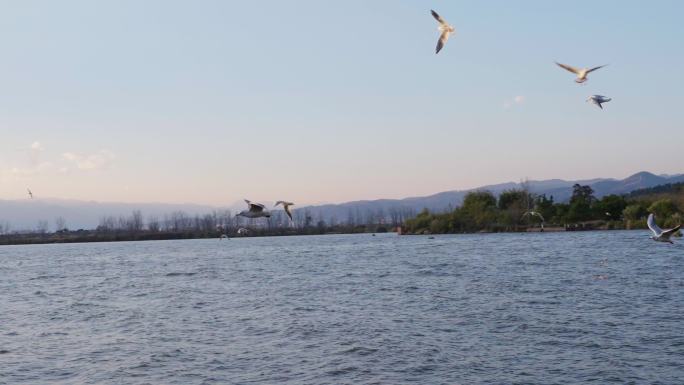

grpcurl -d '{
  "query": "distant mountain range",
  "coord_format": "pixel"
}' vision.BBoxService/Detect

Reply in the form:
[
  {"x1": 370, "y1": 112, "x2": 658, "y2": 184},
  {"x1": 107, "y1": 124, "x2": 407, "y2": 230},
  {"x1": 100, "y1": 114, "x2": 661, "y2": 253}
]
[
  {"x1": 1, "y1": 171, "x2": 682, "y2": 231},
  {"x1": 296, "y1": 171, "x2": 684, "y2": 223}
]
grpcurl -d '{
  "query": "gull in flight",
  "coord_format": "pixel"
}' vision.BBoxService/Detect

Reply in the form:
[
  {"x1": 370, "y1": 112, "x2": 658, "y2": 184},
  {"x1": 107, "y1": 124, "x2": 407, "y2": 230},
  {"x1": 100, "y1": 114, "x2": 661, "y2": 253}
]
[
  {"x1": 522, "y1": 211, "x2": 545, "y2": 222},
  {"x1": 647, "y1": 214, "x2": 680, "y2": 244},
  {"x1": 236, "y1": 200, "x2": 271, "y2": 218},
  {"x1": 587, "y1": 95, "x2": 612, "y2": 109},
  {"x1": 275, "y1": 201, "x2": 295, "y2": 221},
  {"x1": 555, "y1": 62, "x2": 607, "y2": 84},
  {"x1": 522, "y1": 211, "x2": 545, "y2": 231},
  {"x1": 27, "y1": 188, "x2": 33, "y2": 199},
  {"x1": 431, "y1": 10, "x2": 455, "y2": 54}
]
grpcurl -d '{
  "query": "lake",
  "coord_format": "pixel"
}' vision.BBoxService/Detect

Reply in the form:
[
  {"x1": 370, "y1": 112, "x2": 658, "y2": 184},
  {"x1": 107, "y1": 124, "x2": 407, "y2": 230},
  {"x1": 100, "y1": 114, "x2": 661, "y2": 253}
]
[{"x1": 1, "y1": 231, "x2": 683, "y2": 384}]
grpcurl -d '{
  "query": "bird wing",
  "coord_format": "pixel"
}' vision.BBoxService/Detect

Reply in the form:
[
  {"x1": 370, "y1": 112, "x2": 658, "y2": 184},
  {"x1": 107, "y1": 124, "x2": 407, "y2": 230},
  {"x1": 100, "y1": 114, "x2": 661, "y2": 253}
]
[
  {"x1": 436, "y1": 31, "x2": 450, "y2": 54},
  {"x1": 245, "y1": 199, "x2": 265, "y2": 212},
  {"x1": 647, "y1": 214, "x2": 663, "y2": 236},
  {"x1": 534, "y1": 212, "x2": 545, "y2": 222},
  {"x1": 587, "y1": 64, "x2": 607, "y2": 73},
  {"x1": 431, "y1": 10, "x2": 447, "y2": 25},
  {"x1": 662, "y1": 225, "x2": 681, "y2": 239},
  {"x1": 597, "y1": 102, "x2": 603, "y2": 109},
  {"x1": 274, "y1": 201, "x2": 285, "y2": 207},
  {"x1": 556, "y1": 62, "x2": 580, "y2": 75},
  {"x1": 284, "y1": 206, "x2": 293, "y2": 221}
]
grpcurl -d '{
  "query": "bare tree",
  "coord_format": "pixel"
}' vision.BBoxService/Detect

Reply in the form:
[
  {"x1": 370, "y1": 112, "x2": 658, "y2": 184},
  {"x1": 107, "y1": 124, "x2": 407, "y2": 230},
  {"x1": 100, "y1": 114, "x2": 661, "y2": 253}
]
[
  {"x1": 55, "y1": 217, "x2": 67, "y2": 232},
  {"x1": 36, "y1": 221, "x2": 49, "y2": 234},
  {"x1": 147, "y1": 216, "x2": 160, "y2": 232}
]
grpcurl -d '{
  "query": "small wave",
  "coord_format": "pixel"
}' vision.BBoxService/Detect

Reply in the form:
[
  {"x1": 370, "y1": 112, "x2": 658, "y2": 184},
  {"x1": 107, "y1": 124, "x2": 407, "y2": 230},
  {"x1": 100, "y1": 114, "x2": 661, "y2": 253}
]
[
  {"x1": 164, "y1": 272, "x2": 197, "y2": 277},
  {"x1": 326, "y1": 366, "x2": 359, "y2": 376},
  {"x1": 338, "y1": 346, "x2": 378, "y2": 356},
  {"x1": 29, "y1": 275, "x2": 64, "y2": 281}
]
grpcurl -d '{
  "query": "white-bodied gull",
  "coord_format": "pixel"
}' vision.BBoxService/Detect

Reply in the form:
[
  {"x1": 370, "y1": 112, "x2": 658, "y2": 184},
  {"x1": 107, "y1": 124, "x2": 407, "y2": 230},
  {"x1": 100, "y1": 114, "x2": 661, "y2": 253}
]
[
  {"x1": 431, "y1": 10, "x2": 455, "y2": 54},
  {"x1": 236, "y1": 200, "x2": 271, "y2": 218},
  {"x1": 647, "y1": 213, "x2": 680, "y2": 244},
  {"x1": 522, "y1": 211, "x2": 545, "y2": 231},
  {"x1": 555, "y1": 62, "x2": 607, "y2": 84}
]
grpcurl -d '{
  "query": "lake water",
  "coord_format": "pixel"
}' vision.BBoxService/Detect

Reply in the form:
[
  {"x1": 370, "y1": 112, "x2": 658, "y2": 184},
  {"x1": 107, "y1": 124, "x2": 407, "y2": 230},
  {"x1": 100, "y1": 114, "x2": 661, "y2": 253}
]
[{"x1": 1, "y1": 231, "x2": 683, "y2": 384}]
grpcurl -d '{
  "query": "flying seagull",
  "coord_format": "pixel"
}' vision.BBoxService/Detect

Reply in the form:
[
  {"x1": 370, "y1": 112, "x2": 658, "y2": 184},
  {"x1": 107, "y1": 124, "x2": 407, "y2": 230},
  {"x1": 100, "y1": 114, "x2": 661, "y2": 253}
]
[
  {"x1": 587, "y1": 95, "x2": 612, "y2": 109},
  {"x1": 27, "y1": 188, "x2": 33, "y2": 199},
  {"x1": 647, "y1": 213, "x2": 680, "y2": 244},
  {"x1": 522, "y1": 211, "x2": 545, "y2": 231},
  {"x1": 522, "y1": 211, "x2": 545, "y2": 222},
  {"x1": 555, "y1": 62, "x2": 607, "y2": 84},
  {"x1": 275, "y1": 201, "x2": 295, "y2": 221},
  {"x1": 236, "y1": 200, "x2": 271, "y2": 218},
  {"x1": 431, "y1": 10, "x2": 455, "y2": 54}
]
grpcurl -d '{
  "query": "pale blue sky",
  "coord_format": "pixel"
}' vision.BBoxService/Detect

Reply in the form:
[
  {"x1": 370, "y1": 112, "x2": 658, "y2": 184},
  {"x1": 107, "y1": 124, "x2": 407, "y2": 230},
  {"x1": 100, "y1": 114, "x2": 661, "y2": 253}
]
[{"x1": 1, "y1": 1, "x2": 682, "y2": 205}]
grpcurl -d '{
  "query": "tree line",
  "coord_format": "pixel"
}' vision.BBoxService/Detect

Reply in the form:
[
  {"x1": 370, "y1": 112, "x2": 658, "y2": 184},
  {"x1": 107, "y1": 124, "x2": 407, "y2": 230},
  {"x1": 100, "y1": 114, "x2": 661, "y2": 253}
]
[{"x1": 404, "y1": 183, "x2": 683, "y2": 234}]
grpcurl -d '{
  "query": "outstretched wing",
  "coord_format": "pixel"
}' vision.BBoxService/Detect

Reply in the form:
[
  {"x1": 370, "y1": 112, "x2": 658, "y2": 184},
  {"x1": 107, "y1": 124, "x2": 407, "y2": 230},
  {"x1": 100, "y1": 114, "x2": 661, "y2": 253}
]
[
  {"x1": 431, "y1": 9, "x2": 447, "y2": 25},
  {"x1": 662, "y1": 225, "x2": 681, "y2": 239},
  {"x1": 555, "y1": 62, "x2": 580, "y2": 75},
  {"x1": 245, "y1": 199, "x2": 265, "y2": 213},
  {"x1": 436, "y1": 31, "x2": 450, "y2": 54},
  {"x1": 587, "y1": 64, "x2": 607, "y2": 73},
  {"x1": 647, "y1": 213, "x2": 662, "y2": 236},
  {"x1": 284, "y1": 206, "x2": 293, "y2": 221}
]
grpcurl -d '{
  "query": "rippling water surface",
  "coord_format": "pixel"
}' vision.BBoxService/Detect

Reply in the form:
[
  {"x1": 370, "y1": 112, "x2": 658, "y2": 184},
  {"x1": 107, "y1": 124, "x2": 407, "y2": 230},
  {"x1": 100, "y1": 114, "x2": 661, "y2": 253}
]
[{"x1": 1, "y1": 231, "x2": 683, "y2": 384}]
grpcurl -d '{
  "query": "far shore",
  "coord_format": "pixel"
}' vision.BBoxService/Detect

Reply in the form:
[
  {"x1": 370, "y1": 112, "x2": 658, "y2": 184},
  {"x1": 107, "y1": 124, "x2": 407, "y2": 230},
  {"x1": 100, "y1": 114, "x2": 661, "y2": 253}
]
[{"x1": 0, "y1": 224, "x2": 659, "y2": 246}]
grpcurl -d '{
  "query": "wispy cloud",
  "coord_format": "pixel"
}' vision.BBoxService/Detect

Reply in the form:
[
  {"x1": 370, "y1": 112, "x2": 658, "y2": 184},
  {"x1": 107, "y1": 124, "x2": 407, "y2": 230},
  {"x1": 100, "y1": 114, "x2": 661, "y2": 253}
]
[
  {"x1": 62, "y1": 150, "x2": 115, "y2": 171},
  {"x1": 503, "y1": 95, "x2": 526, "y2": 109}
]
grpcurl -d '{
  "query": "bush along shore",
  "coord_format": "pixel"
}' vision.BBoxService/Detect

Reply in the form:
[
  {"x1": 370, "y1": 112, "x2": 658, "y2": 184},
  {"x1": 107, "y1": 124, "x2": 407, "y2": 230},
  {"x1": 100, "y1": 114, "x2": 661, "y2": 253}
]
[{"x1": 402, "y1": 183, "x2": 683, "y2": 235}]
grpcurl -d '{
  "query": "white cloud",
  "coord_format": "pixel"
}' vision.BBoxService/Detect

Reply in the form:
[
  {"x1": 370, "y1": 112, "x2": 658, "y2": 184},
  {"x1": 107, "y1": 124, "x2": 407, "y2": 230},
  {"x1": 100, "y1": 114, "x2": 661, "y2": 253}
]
[
  {"x1": 503, "y1": 95, "x2": 526, "y2": 109},
  {"x1": 30, "y1": 141, "x2": 44, "y2": 151},
  {"x1": 62, "y1": 150, "x2": 115, "y2": 171}
]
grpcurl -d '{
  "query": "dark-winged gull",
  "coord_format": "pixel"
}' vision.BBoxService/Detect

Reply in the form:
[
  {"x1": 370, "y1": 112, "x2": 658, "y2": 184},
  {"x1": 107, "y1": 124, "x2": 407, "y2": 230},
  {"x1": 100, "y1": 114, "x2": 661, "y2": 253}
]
[
  {"x1": 431, "y1": 10, "x2": 455, "y2": 54},
  {"x1": 587, "y1": 95, "x2": 612, "y2": 109},
  {"x1": 275, "y1": 201, "x2": 295, "y2": 221}
]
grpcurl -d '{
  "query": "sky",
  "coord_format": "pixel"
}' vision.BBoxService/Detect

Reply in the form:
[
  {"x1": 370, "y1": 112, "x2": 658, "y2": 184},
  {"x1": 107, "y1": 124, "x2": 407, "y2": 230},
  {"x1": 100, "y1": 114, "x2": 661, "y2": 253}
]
[{"x1": 1, "y1": 0, "x2": 683, "y2": 206}]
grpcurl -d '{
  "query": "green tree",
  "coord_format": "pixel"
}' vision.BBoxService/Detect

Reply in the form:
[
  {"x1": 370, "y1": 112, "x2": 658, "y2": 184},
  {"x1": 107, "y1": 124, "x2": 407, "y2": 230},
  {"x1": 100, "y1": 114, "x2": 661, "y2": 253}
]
[
  {"x1": 461, "y1": 191, "x2": 497, "y2": 230},
  {"x1": 534, "y1": 194, "x2": 555, "y2": 222},
  {"x1": 623, "y1": 204, "x2": 647, "y2": 221},
  {"x1": 648, "y1": 199, "x2": 677, "y2": 219},
  {"x1": 593, "y1": 194, "x2": 627, "y2": 220}
]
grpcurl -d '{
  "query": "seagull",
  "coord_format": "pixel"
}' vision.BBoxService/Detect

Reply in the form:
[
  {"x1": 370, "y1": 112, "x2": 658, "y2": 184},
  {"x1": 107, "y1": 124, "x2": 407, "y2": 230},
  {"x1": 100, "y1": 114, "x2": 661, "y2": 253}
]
[
  {"x1": 27, "y1": 188, "x2": 33, "y2": 199},
  {"x1": 237, "y1": 227, "x2": 250, "y2": 235},
  {"x1": 431, "y1": 10, "x2": 455, "y2": 54},
  {"x1": 522, "y1": 211, "x2": 545, "y2": 222},
  {"x1": 522, "y1": 211, "x2": 545, "y2": 231},
  {"x1": 275, "y1": 201, "x2": 294, "y2": 221},
  {"x1": 587, "y1": 95, "x2": 612, "y2": 109},
  {"x1": 647, "y1": 213, "x2": 680, "y2": 244},
  {"x1": 236, "y1": 200, "x2": 271, "y2": 218},
  {"x1": 555, "y1": 62, "x2": 607, "y2": 84}
]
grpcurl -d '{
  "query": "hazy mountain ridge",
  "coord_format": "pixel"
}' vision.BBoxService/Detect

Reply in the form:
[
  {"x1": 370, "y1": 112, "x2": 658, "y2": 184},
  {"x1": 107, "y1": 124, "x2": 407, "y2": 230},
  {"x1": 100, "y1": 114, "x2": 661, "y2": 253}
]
[
  {"x1": 298, "y1": 171, "x2": 684, "y2": 223},
  {"x1": 1, "y1": 171, "x2": 682, "y2": 230}
]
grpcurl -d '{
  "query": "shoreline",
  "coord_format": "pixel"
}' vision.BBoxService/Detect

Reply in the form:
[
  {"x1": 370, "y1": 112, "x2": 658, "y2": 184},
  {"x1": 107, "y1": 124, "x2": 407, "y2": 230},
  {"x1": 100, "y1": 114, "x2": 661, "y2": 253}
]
[{"x1": 0, "y1": 225, "x2": 653, "y2": 247}]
